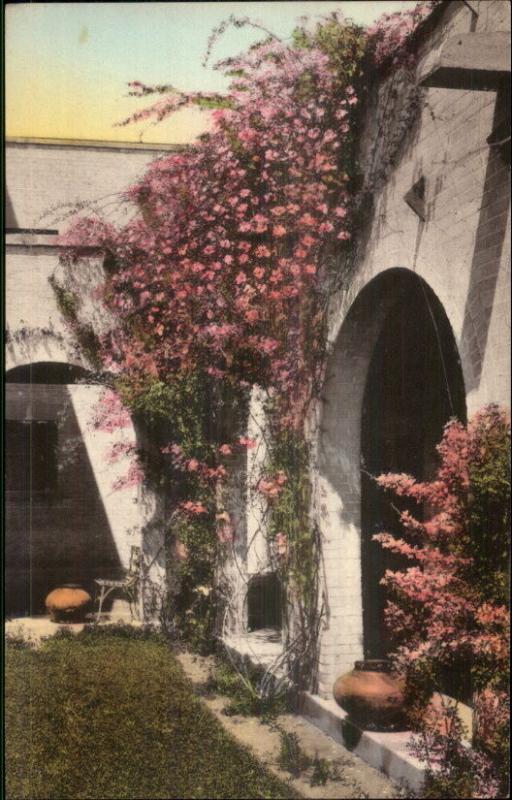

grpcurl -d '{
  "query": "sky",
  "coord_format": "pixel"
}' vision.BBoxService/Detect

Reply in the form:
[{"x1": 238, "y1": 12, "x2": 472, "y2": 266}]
[{"x1": 6, "y1": 1, "x2": 418, "y2": 144}]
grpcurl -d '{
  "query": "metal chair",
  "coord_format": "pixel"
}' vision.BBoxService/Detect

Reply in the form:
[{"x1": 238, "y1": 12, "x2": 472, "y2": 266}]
[{"x1": 94, "y1": 545, "x2": 142, "y2": 622}]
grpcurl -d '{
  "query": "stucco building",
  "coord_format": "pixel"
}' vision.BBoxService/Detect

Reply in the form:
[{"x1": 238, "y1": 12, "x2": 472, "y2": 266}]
[
  {"x1": 5, "y1": 138, "x2": 181, "y2": 619},
  {"x1": 220, "y1": 0, "x2": 510, "y2": 784},
  {"x1": 4, "y1": 0, "x2": 510, "y2": 787}
]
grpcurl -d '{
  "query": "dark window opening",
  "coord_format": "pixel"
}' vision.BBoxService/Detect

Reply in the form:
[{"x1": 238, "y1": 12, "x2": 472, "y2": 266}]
[
  {"x1": 247, "y1": 573, "x2": 282, "y2": 632},
  {"x1": 6, "y1": 420, "x2": 58, "y2": 497}
]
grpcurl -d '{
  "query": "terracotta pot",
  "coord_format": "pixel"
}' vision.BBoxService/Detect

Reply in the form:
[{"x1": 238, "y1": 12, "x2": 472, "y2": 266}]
[
  {"x1": 45, "y1": 585, "x2": 92, "y2": 623},
  {"x1": 333, "y1": 659, "x2": 407, "y2": 731}
]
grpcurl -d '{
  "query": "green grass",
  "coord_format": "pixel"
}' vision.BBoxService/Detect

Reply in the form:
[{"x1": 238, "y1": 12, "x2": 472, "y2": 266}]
[
  {"x1": 6, "y1": 627, "x2": 300, "y2": 799},
  {"x1": 202, "y1": 657, "x2": 289, "y2": 720}
]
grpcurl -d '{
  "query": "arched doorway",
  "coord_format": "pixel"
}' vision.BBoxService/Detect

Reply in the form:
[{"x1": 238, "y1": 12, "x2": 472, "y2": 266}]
[
  {"x1": 5, "y1": 362, "x2": 123, "y2": 617},
  {"x1": 359, "y1": 274, "x2": 466, "y2": 659},
  {"x1": 316, "y1": 269, "x2": 466, "y2": 696}
]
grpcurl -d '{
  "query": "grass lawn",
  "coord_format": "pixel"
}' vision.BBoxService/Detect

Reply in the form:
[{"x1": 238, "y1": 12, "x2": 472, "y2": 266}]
[{"x1": 6, "y1": 627, "x2": 299, "y2": 800}]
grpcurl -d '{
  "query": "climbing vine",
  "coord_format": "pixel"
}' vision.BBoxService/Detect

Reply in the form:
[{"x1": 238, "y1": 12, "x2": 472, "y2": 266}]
[
  {"x1": 57, "y1": 4, "x2": 438, "y2": 669},
  {"x1": 49, "y1": 274, "x2": 103, "y2": 370}
]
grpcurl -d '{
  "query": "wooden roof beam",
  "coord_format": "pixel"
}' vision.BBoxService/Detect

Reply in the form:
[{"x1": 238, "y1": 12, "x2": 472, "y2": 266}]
[{"x1": 419, "y1": 32, "x2": 511, "y2": 91}]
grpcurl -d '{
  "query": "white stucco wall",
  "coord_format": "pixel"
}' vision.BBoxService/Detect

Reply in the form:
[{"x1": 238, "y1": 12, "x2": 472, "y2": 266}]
[
  {"x1": 5, "y1": 139, "x2": 176, "y2": 621},
  {"x1": 313, "y1": 0, "x2": 511, "y2": 697},
  {"x1": 218, "y1": 2, "x2": 510, "y2": 697}
]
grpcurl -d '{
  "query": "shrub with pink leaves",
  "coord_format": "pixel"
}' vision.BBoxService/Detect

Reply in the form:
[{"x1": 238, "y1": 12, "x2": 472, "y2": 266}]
[{"x1": 374, "y1": 405, "x2": 510, "y2": 798}]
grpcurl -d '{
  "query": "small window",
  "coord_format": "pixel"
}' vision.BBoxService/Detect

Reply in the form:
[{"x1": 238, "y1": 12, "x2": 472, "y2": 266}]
[
  {"x1": 247, "y1": 573, "x2": 282, "y2": 632},
  {"x1": 6, "y1": 420, "x2": 58, "y2": 496}
]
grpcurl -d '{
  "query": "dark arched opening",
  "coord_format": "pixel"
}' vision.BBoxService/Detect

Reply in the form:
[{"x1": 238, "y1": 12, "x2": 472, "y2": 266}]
[
  {"x1": 6, "y1": 362, "x2": 91, "y2": 384},
  {"x1": 5, "y1": 363, "x2": 123, "y2": 618},
  {"x1": 360, "y1": 273, "x2": 466, "y2": 661}
]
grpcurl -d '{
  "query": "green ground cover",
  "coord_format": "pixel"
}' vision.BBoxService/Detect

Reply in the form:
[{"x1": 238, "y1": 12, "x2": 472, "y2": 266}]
[{"x1": 5, "y1": 627, "x2": 299, "y2": 799}]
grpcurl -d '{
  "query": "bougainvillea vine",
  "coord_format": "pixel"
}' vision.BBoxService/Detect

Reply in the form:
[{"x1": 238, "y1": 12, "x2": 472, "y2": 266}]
[{"x1": 57, "y1": 3, "x2": 440, "y2": 661}]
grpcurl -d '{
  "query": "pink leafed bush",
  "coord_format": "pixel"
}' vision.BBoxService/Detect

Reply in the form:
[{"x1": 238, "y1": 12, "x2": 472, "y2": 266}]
[{"x1": 374, "y1": 405, "x2": 510, "y2": 798}]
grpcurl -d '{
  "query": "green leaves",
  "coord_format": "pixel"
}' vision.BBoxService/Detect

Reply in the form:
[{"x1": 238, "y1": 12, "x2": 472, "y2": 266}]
[{"x1": 190, "y1": 94, "x2": 234, "y2": 110}]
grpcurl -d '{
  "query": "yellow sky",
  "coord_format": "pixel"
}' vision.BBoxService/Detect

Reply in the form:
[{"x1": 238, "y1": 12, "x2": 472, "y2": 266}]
[{"x1": 6, "y1": 2, "x2": 418, "y2": 144}]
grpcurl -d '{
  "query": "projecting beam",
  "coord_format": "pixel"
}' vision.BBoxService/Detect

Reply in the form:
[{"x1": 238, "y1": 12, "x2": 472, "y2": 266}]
[{"x1": 420, "y1": 32, "x2": 511, "y2": 91}]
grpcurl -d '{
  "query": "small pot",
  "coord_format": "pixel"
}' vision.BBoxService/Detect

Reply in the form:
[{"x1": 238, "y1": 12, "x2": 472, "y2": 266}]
[
  {"x1": 45, "y1": 584, "x2": 92, "y2": 623},
  {"x1": 333, "y1": 659, "x2": 407, "y2": 731}
]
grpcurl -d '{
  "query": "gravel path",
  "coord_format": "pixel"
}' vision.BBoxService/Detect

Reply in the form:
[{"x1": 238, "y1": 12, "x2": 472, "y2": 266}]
[{"x1": 177, "y1": 650, "x2": 402, "y2": 799}]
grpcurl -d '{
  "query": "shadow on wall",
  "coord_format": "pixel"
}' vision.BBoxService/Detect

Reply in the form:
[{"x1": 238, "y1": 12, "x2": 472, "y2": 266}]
[
  {"x1": 6, "y1": 190, "x2": 18, "y2": 230},
  {"x1": 460, "y1": 83, "x2": 511, "y2": 392},
  {"x1": 5, "y1": 365, "x2": 124, "y2": 617}
]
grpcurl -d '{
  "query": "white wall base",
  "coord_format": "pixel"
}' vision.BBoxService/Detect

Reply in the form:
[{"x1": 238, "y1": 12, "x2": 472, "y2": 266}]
[{"x1": 300, "y1": 691, "x2": 426, "y2": 794}]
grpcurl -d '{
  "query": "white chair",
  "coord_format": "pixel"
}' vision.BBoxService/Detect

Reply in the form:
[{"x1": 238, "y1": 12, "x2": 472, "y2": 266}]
[{"x1": 94, "y1": 545, "x2": 142, "y2": 622}]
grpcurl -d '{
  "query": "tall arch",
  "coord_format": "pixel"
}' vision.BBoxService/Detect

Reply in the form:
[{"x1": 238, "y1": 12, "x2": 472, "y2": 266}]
[
  {"x1": 4, "y1": 361, "x2": 163, "y2": 619},
  {"x1": 316, "y1": 269, "x2": 466, "y2": 693}
]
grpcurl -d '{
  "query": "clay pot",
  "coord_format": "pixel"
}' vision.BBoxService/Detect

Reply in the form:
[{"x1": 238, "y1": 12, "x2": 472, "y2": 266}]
[
  {"x1": 45, "y1": 585, "x2": 92, "y2": 623},
  {"x1": 333, "y1": 659, "x2": 407, "y2": 731}
]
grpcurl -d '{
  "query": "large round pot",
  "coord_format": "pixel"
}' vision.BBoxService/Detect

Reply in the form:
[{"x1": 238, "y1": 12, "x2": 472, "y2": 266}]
[
  {"x1": 45, "y1": 585, "x2": 92, "y2": 623},
  {"x1": 333, "y1": 659, "x2": 407, "y2": 731}
]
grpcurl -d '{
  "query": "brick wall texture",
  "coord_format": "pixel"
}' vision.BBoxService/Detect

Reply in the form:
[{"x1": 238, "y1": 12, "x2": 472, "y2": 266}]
[{"x1": 314, "y1": 0, "x2": 511, "y2": 697}]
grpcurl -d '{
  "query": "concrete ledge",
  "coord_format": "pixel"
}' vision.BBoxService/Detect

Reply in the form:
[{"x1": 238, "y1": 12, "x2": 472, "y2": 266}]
[
  {"x1": 300, "y1": 691, "x2": 426, "y2": 794},
  {"x1": 221, "y1": 632, "x2": 290, "y2": 688},
  {"x1": 6, "y1": 137, "x2": 186, "y2": 153},
  {"x1": 220, "y1": 634, "x2": 426, "y2": 792},
  {"x1": 223, "y1": 630, "x2": 284, "y2": 666}
]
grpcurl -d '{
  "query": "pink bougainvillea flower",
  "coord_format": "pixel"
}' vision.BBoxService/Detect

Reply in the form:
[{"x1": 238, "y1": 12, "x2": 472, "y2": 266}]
[
  {"x1": 92, "y1": 390, "x2": 132, "y2": 432},
  {"x1": 111, "y1": 463, "x2": 144, "y2": 492},
  {"x1": 299, "y1": 213, "x2": 316, "y2": 227},
  {"x1": 238, "y1": 436, "x2": 257, "y2": 449},
  {"x1": 180, "y1": 500, "x2": 208, "y2": 515},
  {"x1": 175, "y1": 539, "x2": 189, "y2": 560},
  {"x1": 275, "y1": 532, "x2": 289, "y2": 558},
  {"x1": 217, "y1": 525, "x2": 234, "y2": 544}
]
